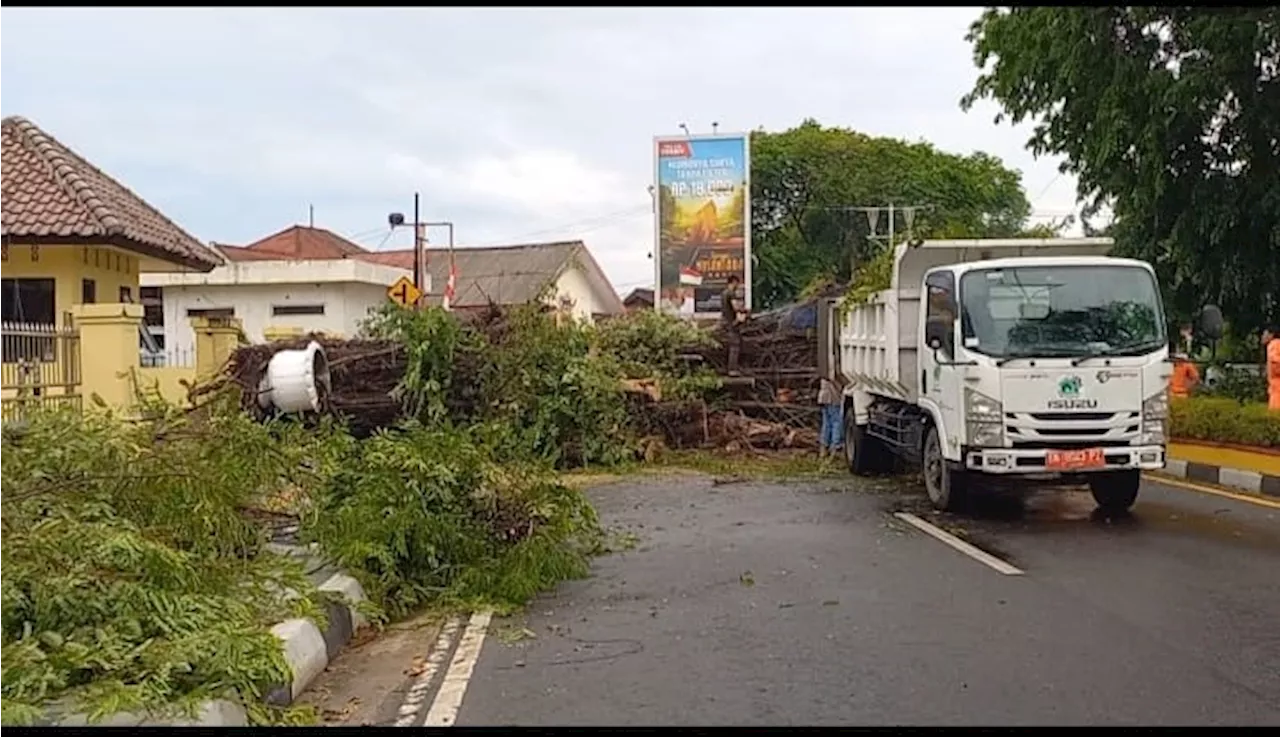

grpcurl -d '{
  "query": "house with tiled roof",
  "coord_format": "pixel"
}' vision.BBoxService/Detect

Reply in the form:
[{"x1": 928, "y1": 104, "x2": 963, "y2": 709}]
[
  {"x1": 1, "y1": 115, "x2": 224, "y2": 415},
  {"x1": 142, "y1": 228, "x2": 626, "y2": 356},
  {"x1": 357, "y1": 240, "x2": 625, "y2": 320},
  {"x1": 141, "y1": 224, "x2": 415, "y2": 356},
  {"x1": 1, "y1": 115, "x2": 221, "y2": 319}
]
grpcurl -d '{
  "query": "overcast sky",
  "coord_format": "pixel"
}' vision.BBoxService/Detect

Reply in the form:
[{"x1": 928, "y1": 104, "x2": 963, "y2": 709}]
[{"x1": 1, "y1": 7, "x2": 1081, "y2": 295}]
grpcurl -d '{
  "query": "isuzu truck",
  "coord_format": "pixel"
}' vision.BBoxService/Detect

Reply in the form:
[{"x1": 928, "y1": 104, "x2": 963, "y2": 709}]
[{"x1": 832, "y1": 237, "x2": 1187, "y2": 513}]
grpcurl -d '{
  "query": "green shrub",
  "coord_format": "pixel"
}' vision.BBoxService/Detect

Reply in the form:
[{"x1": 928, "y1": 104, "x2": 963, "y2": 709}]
[
  {"x1": 1, "y1": 403, "x2": 331, "y2": 725},
  {"x1": 1169, "y1": 396, "x2": 1280, "y2": 448},
  {"x1": 591, "y1": 309, "x2": 722, "y2": 401},
  {"x1": 300, "y1": 420, "x2": 600, "y2": 619}
]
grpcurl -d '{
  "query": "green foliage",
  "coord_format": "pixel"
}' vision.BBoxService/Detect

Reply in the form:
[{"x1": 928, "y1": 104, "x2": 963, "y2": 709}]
[
  {"x1": 1170, "y1": 396, "x2": 1280, "y2": 448},
  {"x1": 477, "y1": 306, "x2": 632, "y2": 468},
  {"x1": 591, "y1": 309, "x2": 723, "y2": 401},
  {"x1": 749, "y1": 120, "x2": 1034, "y2": 309},
  {"x1": 1198, "y1": 364, "x2": 1268, "y2": 404},
  {"x1": 362, "y1": 303, "x2": 479, "y2": 425},
  {"x1": 838, "y1": 244, "x2": 896, "y2": 313},
  {"x1": 962, "y1": 7, "x2": 1280, "y2": 335},
  {"x1": 1, "y1": 405, "x2": 332, "y2": 725},
  {"x1": 301, "y1": 421, "x2": 600, "y2": 619}
]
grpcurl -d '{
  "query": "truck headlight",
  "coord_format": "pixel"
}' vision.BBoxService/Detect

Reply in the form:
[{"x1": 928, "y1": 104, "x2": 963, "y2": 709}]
[
  {"x1": 1141, "y1": 390, "x2": 1168, "y2": 444},
  {"x1": 965, "y1": 389, "x2": 1003, "y2": 422},
  {"x1": 965, "y1": 389, "x2": 1004, "y2": 447}
]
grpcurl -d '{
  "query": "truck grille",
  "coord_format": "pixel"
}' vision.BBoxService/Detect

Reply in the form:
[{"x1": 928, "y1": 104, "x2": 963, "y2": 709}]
[{"x1": 1004, "y1": 411, "x2": 1140, "y2": 448}]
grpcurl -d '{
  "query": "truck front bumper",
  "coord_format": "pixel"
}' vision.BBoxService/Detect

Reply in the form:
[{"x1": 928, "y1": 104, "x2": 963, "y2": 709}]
[{"x1": 963, "y1": 445, "x2": 1166, "y2": 475}]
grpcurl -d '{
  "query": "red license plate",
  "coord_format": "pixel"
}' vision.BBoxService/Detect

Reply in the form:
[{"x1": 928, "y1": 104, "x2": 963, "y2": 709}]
[{"x1": 1045, "y1": 447, "x2": 1106, "y2": 470}]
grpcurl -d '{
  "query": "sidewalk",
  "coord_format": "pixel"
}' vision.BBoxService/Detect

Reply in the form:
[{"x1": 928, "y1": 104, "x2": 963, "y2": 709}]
[{"x1": 1159, "y1": 440, "x2": 1280, "y2": 498}]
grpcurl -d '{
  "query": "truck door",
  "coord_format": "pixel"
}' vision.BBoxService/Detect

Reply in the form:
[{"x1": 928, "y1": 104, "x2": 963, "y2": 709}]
[{"x1": 920, "y1": 270, "x2": 963, "y2": 463}]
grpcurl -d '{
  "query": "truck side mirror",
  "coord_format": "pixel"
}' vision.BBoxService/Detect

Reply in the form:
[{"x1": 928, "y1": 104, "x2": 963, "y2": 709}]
[
  {"x1": 1196, "y1": 305, "x2": 1224, "y2": 342},
  {"x1": 925, "y1": 316, "x2": 952, "y2": 353}
]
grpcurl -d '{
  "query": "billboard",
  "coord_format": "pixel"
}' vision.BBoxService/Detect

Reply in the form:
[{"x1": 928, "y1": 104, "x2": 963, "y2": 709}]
[{"x1": 653, "y1": 134, "x2": 751, "y2": 318}]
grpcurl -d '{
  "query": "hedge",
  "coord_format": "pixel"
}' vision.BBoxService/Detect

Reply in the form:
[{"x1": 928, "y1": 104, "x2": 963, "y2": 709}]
[{"x1": 1169, "y1": 396, "x2": 1280, "y2": 449}]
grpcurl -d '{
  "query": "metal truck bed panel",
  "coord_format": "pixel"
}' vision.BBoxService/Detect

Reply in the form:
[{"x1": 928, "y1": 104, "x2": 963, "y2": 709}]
[{"x1": 839, "y1": 287, "x2": 918, "y2": 402}]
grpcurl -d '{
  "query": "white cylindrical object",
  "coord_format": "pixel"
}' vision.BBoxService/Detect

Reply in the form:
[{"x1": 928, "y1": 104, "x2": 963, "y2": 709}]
[{"x1": 257, "y1": 341, "x2": 330, "y2": 413}]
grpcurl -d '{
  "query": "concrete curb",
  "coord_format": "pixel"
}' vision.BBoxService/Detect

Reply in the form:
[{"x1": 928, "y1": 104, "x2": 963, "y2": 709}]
[
  {"x1": 1158, "y1": 457, "x2": 1280, "y2": 498},
  {"x1": 48, "y1": 550, "x2": 370, "y2": 727}
]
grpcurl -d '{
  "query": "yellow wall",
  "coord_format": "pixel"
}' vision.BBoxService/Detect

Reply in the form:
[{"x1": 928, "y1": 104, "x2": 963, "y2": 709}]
[
  {"x1": 2, "y1": 244, "x2": 142, "y2": 320},
  {"x1": 135, "y1": 366, "x2": 198, "y2": 406}
]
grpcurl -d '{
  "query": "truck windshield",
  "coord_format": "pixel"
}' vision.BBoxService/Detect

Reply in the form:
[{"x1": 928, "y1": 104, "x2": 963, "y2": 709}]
[{"x1": 958, "y1": 265, "x2": 1165, "y2": 359}]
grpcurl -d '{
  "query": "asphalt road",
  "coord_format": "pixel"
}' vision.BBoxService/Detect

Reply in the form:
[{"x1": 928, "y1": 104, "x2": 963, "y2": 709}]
[{"x1": 310, "y1": 469, "x2": 1280, "y2": 727}]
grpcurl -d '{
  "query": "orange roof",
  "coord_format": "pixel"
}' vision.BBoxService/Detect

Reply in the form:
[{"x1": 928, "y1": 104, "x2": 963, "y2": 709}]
[
  {"x1": 1, "y1": 115, "x2": 222, "y2": 271},
  {"x1": 237, "y1": 224, "x2": 367, "y2": 260}
]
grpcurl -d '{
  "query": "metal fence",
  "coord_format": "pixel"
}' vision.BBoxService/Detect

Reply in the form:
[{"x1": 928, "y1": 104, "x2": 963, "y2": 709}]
[
  {"x1": 1, "y1": 315, "x2": 82, "y2": 421},
  {"x1": 140, "y1": 347, "x2": 196, "y2": 368}
]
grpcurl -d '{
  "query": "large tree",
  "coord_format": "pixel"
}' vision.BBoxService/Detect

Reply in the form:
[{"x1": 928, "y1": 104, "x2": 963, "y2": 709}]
[
  {"x1": 749, "y1": 120, "x2": 1037, "y2": 309},
  {"x1": 961, "y1": 7, "x2": 1280, "y2": 335}
]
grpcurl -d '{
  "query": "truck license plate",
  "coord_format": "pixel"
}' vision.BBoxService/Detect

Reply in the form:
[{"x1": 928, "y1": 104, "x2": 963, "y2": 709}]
[{"x1": 1045, "y1": 448, "x2": 1106, "y2": 470}]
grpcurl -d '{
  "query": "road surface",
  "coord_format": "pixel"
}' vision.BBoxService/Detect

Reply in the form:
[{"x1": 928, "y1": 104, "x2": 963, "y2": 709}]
[{"x1": 305, "y1": 470, "x2": 1280, "y2": 727}]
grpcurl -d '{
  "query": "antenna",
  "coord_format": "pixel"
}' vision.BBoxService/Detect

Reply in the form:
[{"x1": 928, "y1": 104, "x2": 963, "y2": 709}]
[{"x1": 678, "y1": 123, "x2": 690, "y2": 136}]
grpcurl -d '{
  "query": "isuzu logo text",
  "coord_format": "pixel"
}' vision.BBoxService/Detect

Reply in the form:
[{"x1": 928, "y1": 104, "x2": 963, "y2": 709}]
[{"x1": 1047, "y1": 398, "x2": 1100, "y2": 410}]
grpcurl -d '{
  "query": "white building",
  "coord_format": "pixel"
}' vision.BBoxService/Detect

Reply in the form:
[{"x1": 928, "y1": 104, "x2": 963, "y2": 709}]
[{"x1": 140, "y1": 225, "x2": 624, "y2": 359}]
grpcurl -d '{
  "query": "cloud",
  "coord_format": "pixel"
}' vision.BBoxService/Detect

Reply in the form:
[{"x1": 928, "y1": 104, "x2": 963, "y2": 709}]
[{"x1": 0, "y1": 7, "x2": 1082, "y2": 291}]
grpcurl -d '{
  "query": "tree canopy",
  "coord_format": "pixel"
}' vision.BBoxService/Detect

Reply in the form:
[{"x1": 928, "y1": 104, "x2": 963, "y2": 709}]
[
  {"x1": 749, "y1": 120, "x2": 1041, "y2": 309},
  {"x1": 962, "y1": 7, "x2": 1280, "y2": 335}
]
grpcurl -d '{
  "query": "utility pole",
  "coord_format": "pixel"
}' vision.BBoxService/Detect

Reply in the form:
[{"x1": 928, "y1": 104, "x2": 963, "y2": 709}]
[
  {"x1": 412, "y1": 193, "x2": 423, "y2": 310},
  {"x1": 823, "y1": 203, "x2": 932, "y2": 274}
]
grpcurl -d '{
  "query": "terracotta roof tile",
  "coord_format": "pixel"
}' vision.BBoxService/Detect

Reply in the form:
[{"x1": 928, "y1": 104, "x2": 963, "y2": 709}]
[
  {"x1": 1, "y1": 116, "x2": 222, "y2": 271},
  {"x1": 356, "y1": 240, "x2": 623, "y2": 313},
  {"x1": 241, "y1": 225, "x2": 367, "y2": 260}
]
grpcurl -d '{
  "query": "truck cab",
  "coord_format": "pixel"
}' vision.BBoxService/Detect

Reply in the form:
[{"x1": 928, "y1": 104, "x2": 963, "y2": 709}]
[{"x1": 835, "y1": 238, "x2": 1175, "y2": 513}]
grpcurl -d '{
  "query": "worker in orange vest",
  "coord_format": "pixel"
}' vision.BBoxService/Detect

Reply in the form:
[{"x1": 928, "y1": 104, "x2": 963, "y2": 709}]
[
  {"x1": 1169, "y1": 352, "x2": 1200, "y2": 400},
  {"x1": 1264, "y1": 324, "x2": 1280, "y2": 411}
]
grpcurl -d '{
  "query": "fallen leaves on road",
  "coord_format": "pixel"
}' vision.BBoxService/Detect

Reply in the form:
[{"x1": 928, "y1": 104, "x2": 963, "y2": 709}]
[
  {"x1": 321, "y1": 697, "x2": 361, "y2": 723},
  {"x1": 739, "y1": 571, "x2": 756, "y2": 587}
]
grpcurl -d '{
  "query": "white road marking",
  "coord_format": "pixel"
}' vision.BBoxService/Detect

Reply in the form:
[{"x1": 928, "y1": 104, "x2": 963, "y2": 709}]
[
  {"x1": 894, "y1": 512, "x2": 1025, "y2": 576},
  {"x1": 421, "y1": 610, "x2": 493, "y2": 727},
  {"x1": 392, "y1": 617, "x2": 463, "y2": 727}
]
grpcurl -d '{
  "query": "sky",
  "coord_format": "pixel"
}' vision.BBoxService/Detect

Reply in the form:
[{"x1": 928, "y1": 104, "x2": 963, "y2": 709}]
[{"x1": 1, "y1": 7, "x2": 1082, "y2": 297}]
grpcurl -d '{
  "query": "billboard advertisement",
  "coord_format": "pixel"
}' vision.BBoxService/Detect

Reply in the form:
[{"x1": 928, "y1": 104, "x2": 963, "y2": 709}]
[{"x1": 653, "y1": 134, "x2": 751, "y2": 318}]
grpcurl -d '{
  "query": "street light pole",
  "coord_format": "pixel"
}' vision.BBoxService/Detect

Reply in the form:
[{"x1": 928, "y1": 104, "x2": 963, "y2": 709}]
[{"x1": 412, "y1": 193, "x2": 423, "y2": 309}]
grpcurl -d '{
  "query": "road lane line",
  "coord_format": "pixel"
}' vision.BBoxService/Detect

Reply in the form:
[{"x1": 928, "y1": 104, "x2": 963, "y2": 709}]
[
  {"x1": 894, "y1": 512, "x2": 1025, "y2": 576},
  {"x1": 422, "y1": 610, "x2": 492, "y2": 727},
  {"x1": 1144, "y1": 474, "x2": 1280, "y2": 510},
  {"x1": 393, "y1": 616, "x2": 463, "y2": 727}
]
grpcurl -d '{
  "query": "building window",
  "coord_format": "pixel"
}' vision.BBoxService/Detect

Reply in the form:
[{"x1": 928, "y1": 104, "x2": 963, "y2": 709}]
[
  {"x1": 141, "y1": 287, "x2": 164, "y2": 329},
  {"x1": 2, "y1": 278, "x2": 56, "y2": 325},
  {"x1": 119, "y1": 286, "x2": 133, "y2": 303},
  {"x1": 82, "y1": 279, "x2": 97, "y2": 304},
  {"x1": 2, "y1": 278, "x2": 57, "y2": 362},
  {"x1": 272, "y1": 304, "x2": 325, "y2": 316},
  {"x1": 187, "y1": 307, "x2": 235, "y2": 319}
]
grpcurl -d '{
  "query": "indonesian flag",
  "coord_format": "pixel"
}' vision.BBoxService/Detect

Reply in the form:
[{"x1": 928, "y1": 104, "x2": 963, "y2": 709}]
[
  {"x1": 679, "y1": 265, "x2": 703, "y2": 286},
  {"x1": 443, "y1": 261, "x2": 458, "y2": 310}
]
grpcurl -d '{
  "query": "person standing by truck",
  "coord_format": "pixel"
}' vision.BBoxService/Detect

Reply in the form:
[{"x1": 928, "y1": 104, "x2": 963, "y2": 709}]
[
  {"x1": 721, "y1": 275, "x2": 747, "y2": 375},
  {"x1": 817, "y1": 374, "x2": 844, "y2": 459},
  {"x1": 1264, "y1": 324, "x2": 1280, "y2": 411},
  {"x1": 1169, "y1": 352, "x2": 1200, "y2": 400}
]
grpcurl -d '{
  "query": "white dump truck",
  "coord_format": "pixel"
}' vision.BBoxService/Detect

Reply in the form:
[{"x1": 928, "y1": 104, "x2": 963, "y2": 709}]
[{"x1": 831, "y1": 237, "x2": 1185, "y2": 513}]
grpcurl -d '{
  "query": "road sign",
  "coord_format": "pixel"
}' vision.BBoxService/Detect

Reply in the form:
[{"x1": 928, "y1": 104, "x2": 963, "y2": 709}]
[{"x1": 387, "y1": 275, "x2": 422, "y2": 307}]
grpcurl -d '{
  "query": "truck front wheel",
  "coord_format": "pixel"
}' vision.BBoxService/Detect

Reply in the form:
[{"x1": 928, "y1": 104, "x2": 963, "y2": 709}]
[
  {"x1": 1089, "y1": 470, "x2": 1140, "y2": 513},
  {"x1": 922, "y1": 425, "x2": 967, "y2": 512}
]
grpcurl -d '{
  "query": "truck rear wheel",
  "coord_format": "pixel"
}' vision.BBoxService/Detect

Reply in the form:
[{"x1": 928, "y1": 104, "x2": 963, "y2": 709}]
[
  {"x1": 843, "y1": 411, "x2": 887, "y2": 475},
  {"x1": 922, "y1": 425, "x2": 967, "y2": 512},
  {"x1": 1089, "y1": 470, "x2": 1140, "y2": 513}
]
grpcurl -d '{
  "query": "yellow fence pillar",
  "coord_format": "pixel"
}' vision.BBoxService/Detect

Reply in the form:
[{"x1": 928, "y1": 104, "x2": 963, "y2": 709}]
[
  {"x1": 72, "y1": 303, "x2": 143, "y2": 412},
  {"x1": 192, "y1": 316, "x2": 245, "y2": 383}
]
